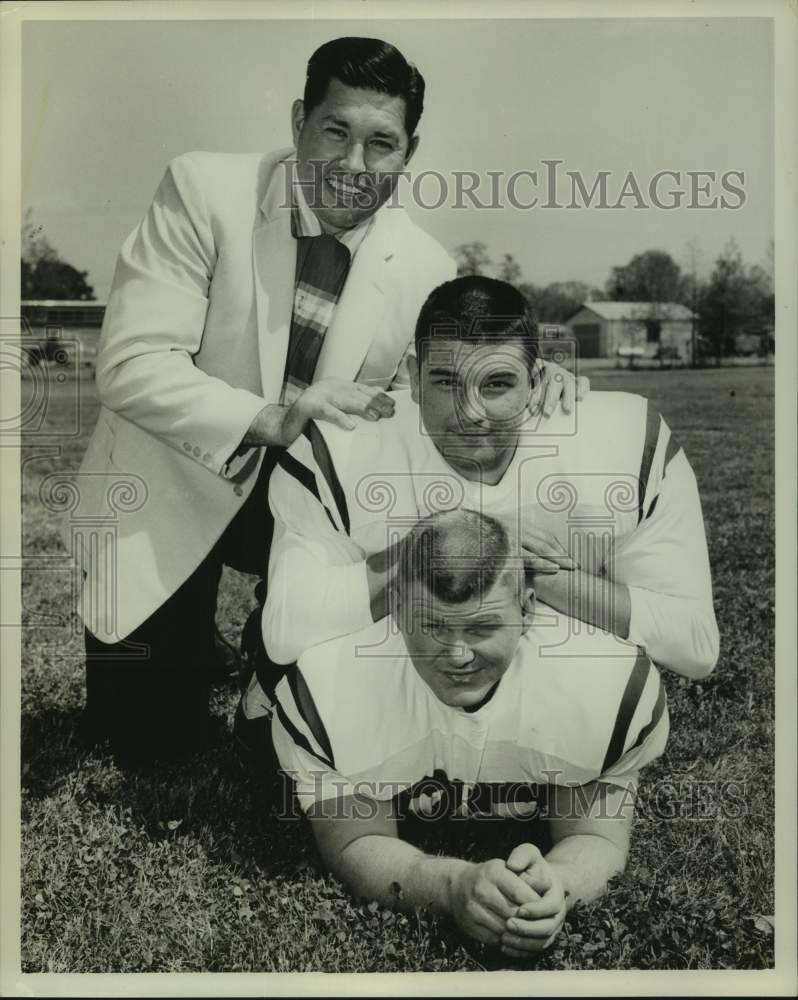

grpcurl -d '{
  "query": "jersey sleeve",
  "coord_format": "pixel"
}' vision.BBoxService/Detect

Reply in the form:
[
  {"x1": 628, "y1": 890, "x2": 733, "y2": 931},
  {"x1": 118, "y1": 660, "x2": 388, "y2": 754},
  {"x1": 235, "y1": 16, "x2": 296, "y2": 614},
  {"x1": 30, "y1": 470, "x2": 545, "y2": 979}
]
[
  {"x1": 597, "y1": 650, "x2": 669, "y2": 794},
  {"x1": 271, "y1": 667, "x2": 361, "y2": 815},
  {"x1": 610, "y1": 411, "x2": 720, "y2": 679},
  {"x1": 263, "y1": 426, "x2": 373, "y2": 664}
]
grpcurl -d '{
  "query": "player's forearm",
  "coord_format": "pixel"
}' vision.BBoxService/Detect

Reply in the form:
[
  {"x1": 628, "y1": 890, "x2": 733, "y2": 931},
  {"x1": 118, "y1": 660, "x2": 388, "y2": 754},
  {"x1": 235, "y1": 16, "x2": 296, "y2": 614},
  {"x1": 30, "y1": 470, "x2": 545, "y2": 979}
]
[
  {"x1": 533, "y1": 569, "x2": 631, "y2": 639},
  {"x1": 264, "y1": 555, "x2": 372, "y2": 664},
  {"x1": 613, "y1": 451, "x2": 719, "y2": 677},
  {"x1": 334, "y1": 834, "x2": 469, "y2": 915},
  {"x1": 545, "y1": 833, "x2": 628, "y2": 908}
]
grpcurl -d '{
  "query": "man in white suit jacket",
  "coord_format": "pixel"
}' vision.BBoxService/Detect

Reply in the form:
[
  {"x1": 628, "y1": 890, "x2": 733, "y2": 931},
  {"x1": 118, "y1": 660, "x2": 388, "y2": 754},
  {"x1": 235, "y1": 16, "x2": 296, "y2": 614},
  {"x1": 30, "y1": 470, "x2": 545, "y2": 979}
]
[{"x1": 71, "y1": 37, "x2": 582, "y2": 762}]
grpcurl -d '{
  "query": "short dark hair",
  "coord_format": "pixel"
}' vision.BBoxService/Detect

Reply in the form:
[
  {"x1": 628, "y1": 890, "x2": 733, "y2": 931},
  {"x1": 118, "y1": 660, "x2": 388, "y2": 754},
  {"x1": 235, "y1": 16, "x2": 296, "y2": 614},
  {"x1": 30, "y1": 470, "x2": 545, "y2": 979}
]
[
  {"x1": 414, "y1": 275, "x2": 539, "y2": 369},
  {"x1": 396, "y1": 508, "x2": 516, "y2": 605},
  {"x1": 304, "y1": 37, "x2": 425, "y2": 139}
]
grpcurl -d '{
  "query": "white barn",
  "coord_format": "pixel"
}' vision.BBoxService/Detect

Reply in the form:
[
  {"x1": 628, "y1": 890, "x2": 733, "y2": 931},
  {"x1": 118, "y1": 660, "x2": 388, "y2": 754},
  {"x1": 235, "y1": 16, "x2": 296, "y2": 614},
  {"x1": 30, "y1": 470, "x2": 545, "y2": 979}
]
[{"x1": 566, "y1": 301, "x2": 696, "y2": 362}]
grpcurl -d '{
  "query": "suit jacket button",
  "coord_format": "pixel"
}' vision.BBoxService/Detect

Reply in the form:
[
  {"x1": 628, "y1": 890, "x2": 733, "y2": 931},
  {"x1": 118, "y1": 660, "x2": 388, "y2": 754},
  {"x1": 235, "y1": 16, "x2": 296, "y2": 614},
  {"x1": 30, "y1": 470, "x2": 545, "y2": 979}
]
[
  {"x1": 203, "y1": 452, "x2": 212, "y2": 463},
  {"x1": 234, "y1": 485, "x2": 243, "y2": 496},
  {"x1": 193, "y1": 446, "x2": 201, "y2": 457},
  {"x1": 183, "y1": 442, "x2": 192, "y2": 451}
]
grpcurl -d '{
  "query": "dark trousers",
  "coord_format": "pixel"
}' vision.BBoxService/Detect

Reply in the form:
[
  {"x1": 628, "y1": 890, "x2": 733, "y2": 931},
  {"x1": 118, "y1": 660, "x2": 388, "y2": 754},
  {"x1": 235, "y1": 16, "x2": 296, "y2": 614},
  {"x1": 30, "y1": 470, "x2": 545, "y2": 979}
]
[{"x1": 84, "y1": 449, "x2": 279, "y2": 762}]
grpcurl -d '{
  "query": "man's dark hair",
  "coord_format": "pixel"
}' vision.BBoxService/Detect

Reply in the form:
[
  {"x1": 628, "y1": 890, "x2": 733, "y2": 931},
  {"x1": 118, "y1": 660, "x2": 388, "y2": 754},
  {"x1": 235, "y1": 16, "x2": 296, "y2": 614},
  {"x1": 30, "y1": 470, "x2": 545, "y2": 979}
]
[
  {"x1": 304, "y1": 37, "x2": 425, "y2": 139},
  {"x1": 396, "y1": 508, "x2": 517, "y2": 605},
  {"x1": 414, "y1": 275, "x2": 539, "y2": 370}
]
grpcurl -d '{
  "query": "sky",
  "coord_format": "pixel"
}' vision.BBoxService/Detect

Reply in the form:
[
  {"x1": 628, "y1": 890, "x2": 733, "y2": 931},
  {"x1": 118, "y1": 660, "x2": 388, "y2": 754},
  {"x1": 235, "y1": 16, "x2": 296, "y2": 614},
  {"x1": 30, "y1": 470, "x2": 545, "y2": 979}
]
[{"x1": 21, "y1": 16, "x2": 773, "y2": 302}]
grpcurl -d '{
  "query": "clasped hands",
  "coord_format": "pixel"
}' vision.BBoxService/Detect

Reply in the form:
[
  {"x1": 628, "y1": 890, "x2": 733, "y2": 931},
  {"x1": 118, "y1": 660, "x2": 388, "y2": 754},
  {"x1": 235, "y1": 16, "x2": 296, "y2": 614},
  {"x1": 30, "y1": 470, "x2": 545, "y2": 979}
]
[{"x1": 451, "y1": 843, "x2": 569, "y2": 957}]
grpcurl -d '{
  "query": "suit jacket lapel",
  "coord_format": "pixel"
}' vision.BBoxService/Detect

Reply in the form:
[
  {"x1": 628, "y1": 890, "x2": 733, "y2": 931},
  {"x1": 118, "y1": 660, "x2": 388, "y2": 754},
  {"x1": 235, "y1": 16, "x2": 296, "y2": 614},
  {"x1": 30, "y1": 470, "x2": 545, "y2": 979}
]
[
  {"x1": 253, "y1": 154, "x2": 402, "y2": 392},
  {"x1": 314, "y1": 208, "x2": 394, "y2": 382},
  {"x1": 252, "y1": 152, "x2": 296, "y2": 404}
]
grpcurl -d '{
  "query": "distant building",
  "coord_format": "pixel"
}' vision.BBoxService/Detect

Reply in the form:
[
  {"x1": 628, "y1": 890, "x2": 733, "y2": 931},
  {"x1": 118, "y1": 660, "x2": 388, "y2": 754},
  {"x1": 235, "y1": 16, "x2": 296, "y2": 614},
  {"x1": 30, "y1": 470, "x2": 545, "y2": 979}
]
[
  {"x1": 734, "y1": 329, "x2": 774, "y2": 357},
  {"x1": 21, "y1": 300, "x2": 105, "y2": 328},
  {"x1": 566, "y1": 301, "x2": 696, "y2": 362},
  {"x1": 21, "y1": 300, "x2": 106, "y2": 366}
]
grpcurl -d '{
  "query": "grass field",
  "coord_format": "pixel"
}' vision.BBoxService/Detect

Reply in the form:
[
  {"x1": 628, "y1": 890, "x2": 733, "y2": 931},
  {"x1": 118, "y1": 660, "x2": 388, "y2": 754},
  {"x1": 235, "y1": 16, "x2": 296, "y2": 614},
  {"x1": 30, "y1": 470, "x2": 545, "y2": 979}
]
[{"x1": 19, "y1": 367, "x2": 775, "y2": 972}]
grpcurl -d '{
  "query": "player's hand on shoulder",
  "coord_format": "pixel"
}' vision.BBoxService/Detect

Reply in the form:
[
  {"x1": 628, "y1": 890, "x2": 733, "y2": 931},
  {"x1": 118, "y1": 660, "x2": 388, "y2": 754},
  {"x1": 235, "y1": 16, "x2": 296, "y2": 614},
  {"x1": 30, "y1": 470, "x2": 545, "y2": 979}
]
[
  {"x1": 450, "y1": 857, "x2": 540, "y2": 946},
  {"x1": 282, "y1": 378, "x2": 395, "y2": 443},
  {"x1": 531, "y1": 360, "x2": 590, "y2": 417},
  {"x1": 500, "y1": 843, "x2": 568, "y2": 956},
  {"x1": 521, "y1": 524, "x2": 578, "y2": 575}
]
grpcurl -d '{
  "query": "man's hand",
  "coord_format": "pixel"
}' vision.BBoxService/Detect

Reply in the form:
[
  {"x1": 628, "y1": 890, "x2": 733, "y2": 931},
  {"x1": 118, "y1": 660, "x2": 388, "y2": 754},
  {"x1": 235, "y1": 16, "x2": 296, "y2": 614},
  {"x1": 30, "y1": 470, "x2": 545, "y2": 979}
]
[
  {"x1": 450, "y1": 858, "x2": 541, "y2": 946},
  {"x1": 521, "y1": 524, "x2": 578, "y2": 576},
  {"x1": 500, "y1": 844, "x2": 568, "y2": 957},
  {"x1": 282, "y1": 378, "x2": 395, "y2": 443},
  {"x1": 243, "y1": 378, "x2": 395, "y2": 448},
  {"x1": 532, "y1": 361, "x2": 589, "y2": 417}
]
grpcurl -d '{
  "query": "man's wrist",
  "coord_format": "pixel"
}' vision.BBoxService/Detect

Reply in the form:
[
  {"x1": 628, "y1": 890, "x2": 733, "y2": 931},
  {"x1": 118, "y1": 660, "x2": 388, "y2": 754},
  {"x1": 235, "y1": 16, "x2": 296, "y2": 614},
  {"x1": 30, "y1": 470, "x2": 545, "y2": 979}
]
[
  {"x1": 529, "y1": 568, "x2": 569, "y2": 606},
  {"x1": 408, "y1": 854, "x2": 471, "y2": 916},
  {"x1": 242, "y1": 402, "x2": 292, "y2": 448},
  {"x1": 435, "y1": 857, "x2": 472, "y2": 916},
  {"x1": 542, "y1": 858, "x2": 576, "y2": 911}
]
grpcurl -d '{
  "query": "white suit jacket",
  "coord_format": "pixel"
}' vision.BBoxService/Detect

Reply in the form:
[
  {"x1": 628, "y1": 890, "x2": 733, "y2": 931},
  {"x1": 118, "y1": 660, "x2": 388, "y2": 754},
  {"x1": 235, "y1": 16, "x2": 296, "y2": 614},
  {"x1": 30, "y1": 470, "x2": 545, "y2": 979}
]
[{"x1": 66, "y1": 147, "x2": 455, "y2": 641}]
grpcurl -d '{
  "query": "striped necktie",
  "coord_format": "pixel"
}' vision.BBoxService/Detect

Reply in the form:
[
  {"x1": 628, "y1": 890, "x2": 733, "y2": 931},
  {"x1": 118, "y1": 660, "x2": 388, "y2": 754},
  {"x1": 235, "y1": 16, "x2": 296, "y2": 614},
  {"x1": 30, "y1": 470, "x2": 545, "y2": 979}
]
[{"x1": 283, "y1": 208, "x2": 352, "y2": 402}]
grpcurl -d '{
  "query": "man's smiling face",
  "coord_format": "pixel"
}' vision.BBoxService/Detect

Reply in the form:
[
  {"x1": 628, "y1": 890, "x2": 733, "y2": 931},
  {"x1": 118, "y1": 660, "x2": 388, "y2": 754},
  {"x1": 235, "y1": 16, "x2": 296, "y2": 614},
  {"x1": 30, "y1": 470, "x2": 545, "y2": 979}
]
[
  {"x1": 409, "y1": 339, "x2": 537, "y2": 485},
  {"x1": 291, "y1": 78, "x2": 418, "y2": 232},
  {"x1": 397, "y1": 570, "x2": 532, "y2": 710}
]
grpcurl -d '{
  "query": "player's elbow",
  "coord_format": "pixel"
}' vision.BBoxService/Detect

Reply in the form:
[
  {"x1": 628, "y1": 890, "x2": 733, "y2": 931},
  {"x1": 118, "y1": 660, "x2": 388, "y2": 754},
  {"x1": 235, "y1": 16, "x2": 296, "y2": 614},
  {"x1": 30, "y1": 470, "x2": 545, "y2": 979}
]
[
  {"x1": 692, "y1": 611, "x2": 720, "y2": 678},
  {"x1": 678, "y1": 613, "x2": 721, "y2": 680},
  {"x1": 645, "y1": 597, "x2": 720, "y2": 680},
  {"x1": 262, "y1": 588, "x2": 303, "y2": 666}
]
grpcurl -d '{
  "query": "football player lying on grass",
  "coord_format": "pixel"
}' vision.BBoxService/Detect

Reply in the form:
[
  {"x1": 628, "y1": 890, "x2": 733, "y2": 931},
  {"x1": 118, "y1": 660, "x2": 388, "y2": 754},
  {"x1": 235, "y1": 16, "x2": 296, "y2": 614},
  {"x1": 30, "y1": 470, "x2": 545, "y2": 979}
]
[{"x1": 268, "y1": 508, "x2": 668, "y2": 956}]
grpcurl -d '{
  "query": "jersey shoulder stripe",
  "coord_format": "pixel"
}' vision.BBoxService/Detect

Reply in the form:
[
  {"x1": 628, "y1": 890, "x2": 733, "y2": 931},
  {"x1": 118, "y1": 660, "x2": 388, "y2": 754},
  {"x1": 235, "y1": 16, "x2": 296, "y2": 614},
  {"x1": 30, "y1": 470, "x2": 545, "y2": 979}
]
[
  {"x1": 273, "y1": 695, "x2": 335, "y2": 771},
  {"x1": 663, "y1": 426, "x2": 683, "y2": 472},
  {"x1": 304, "y1": 424, "x2": 350, "y2": 535},
  {"x1": 275, "y1": 447, "x2": 340, "y2": 532},
  {"x1": 601, "y1": 646, "x2": 652, "y2": 772},
  {"x1": 285, "y1": 662, "x2": 336, "y2": 769},
  {"x1": 643, "y1": 421, "x2": 686, "y2": 520},
  {"x1": 637, "y1": 402, "x2": 663, "y2": 524},
  {"x1": 626, "y1": 672, "x2": 667, "y2": 755},
  {"x1": 309, "y1": 392, "x2": 424, "y2": 536}
]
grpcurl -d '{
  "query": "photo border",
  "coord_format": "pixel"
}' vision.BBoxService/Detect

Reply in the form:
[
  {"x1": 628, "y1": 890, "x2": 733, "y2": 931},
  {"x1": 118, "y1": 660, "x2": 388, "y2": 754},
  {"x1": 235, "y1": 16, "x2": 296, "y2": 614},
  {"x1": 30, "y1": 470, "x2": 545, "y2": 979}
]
[{"x1": 1, "y1": 0, "x2": 795, "y2": 995}]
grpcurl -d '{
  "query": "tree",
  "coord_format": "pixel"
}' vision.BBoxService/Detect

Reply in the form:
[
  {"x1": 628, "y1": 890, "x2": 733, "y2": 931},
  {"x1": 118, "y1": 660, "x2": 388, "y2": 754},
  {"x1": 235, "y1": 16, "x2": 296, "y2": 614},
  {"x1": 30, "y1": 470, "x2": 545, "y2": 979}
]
[
  {"x1": 698, "y1": 238, "x2": 774, "y2": 365},
  {"x1": 605, "y1": 250, "x2": 685, "y2": 305},
  {"x1": 454, "y1": 241, "x2": 492, "y2": 277},
  {"x1": 21, "y1": 209, "x2": 58, "y2": 265},
  {"x1": 604, "y1": 249, "x2": 693, "y2": 365},
  {"x1": 22, "y1": 258, "x2": 96, "y2": 301},
  {"x1": 526, "y1": 281, "x2": 605, "y2": 324},
  {"x1": 21, "y1": 209, "x2": 95, "y2": 301},
  {"x1": 497, "y1": 253, "x2": 522, "y2": 285}
]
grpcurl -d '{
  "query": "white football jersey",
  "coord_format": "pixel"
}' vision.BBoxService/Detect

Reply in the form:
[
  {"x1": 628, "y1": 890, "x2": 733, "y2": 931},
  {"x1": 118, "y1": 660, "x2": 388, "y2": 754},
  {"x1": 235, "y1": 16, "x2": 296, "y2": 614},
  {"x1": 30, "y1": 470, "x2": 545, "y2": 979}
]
[
  {"x1": 259, "y1": 608, "x2": 668, "y2": 818},
  {"x1": 263, "y1": 390, "x2": 718, "y2": 674}
]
